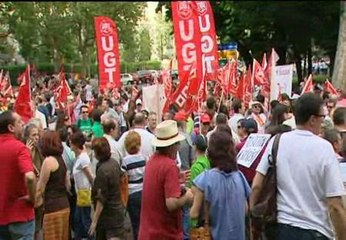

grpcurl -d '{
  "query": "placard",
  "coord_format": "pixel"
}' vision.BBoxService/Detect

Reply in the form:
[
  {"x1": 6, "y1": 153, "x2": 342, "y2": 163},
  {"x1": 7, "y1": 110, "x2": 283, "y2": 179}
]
[{"x1": 237, "y1": 134, "x2": 271, "y2": 168}]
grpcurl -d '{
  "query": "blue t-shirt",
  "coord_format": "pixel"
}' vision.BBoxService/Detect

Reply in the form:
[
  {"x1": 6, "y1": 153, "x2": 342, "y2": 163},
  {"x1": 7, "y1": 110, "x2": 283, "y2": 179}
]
[{"x1": 193, "y1": 169, "x2": 251, "y2": 240}]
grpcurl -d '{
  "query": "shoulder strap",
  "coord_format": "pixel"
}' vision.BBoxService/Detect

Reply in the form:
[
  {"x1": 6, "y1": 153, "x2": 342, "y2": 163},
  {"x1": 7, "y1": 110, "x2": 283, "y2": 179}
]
[{"x1": 269, "y1": 133, "x2": 282, "y2": 166}]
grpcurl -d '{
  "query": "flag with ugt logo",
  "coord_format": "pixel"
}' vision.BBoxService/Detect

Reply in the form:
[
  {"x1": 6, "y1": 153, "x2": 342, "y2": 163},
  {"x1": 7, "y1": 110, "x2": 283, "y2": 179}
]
[{"x1": 94, "y1": 16, "x2": 121, "y2": 93}]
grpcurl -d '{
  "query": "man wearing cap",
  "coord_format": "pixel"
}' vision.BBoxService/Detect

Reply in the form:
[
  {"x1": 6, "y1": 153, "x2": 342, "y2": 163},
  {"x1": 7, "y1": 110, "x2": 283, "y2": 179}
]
[
  {"x1": 191, "y1": 113, "x2": 211, "y2": 144},
  {"x1": 139, "y1": 120, "x2": 194, "y2": 240}
]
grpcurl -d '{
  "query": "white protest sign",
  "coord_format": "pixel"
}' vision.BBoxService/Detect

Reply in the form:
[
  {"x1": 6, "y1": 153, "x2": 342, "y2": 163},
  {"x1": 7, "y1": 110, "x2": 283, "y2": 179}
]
[
  {"x1": 237, "y1": 134, "x2": 271, "y2": 168},
  {"x1": 142, "y1": 84, "x2": 166, "y2": 123},
  {"x1": 270, "y1": 64, "x2": 293, "y2": 101}
]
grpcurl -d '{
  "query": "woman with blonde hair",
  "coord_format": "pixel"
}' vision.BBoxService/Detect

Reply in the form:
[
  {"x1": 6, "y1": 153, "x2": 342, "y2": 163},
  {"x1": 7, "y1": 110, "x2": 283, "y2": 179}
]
[{"x1": 122, "y1": 130, "x2": 146, "y2": 240}]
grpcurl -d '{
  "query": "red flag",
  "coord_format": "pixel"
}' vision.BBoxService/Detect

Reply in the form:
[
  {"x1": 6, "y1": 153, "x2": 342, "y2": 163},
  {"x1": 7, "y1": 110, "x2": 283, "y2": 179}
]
[
  {"x1": 236, "y1": 72, "x2": 245, "y2": 99},
  {"x1": 171, "y1": 1, "x2": 219, "y2": 95},
  {"x1": 56, "y1": 70, "x2": 72, "y2": 109},
  {"x1": 324, "y1": 79, "x2": 337, "y2": 95},
  {"x1": 14, "y1": 65, "x2": 33, "y2": 122},
  {"x1": 94, "y1": 16, "x2": 121, "y2": 93},
  {"x1": 301, "y1": 74, "x2": 313, "y2": 94},
  {"x1": 253, "y1": 58, "x2": 267, "y2": 85},
  {"x1": 243, "y1": 66, "x2": 253, "y2": 107}
]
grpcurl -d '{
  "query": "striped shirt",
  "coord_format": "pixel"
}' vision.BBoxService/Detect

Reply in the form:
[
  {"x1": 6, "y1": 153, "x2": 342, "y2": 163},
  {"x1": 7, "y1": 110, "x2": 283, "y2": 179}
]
[{"x1": 121, "y1": 154, "x2": 146, "y2": 195}]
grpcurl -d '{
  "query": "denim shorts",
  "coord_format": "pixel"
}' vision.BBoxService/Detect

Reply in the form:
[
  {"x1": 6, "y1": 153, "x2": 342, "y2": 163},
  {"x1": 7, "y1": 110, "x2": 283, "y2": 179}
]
[{"x1": 0, "y1": 220, "x2": 35, "y2": 240}]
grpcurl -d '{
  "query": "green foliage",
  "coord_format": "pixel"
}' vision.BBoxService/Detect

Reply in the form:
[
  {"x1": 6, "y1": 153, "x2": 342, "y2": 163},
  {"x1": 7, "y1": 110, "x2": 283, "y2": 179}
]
[{"x1": 137, "y1": 28, "x2": 152, "y2": 61}]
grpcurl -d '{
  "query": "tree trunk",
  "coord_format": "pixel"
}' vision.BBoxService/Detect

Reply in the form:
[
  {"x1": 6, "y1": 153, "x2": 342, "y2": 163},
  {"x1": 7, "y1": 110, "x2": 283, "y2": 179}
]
[
  {"x1": 332, "y1": 1, "x2": 346, "y2": 88},
  {"x1": 296, "y1": 56, "x2": 303, "y2": 83}
]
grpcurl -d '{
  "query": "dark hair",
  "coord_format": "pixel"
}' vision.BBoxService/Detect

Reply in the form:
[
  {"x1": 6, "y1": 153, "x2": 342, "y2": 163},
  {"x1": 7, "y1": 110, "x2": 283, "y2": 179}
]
[
  {"x1": 216, "y1": 113, "x2": 228, "y2": 125},
  {"x1": 270, "y1": 100, "x2": 280, "y2": 111},
  {"x1": 70, "y1": 131, "x2": 86, "y2": 150},
  {"x1": 255, "y1": 94, "x2": 265, "y2": 104},
  {"x1": 96, "y1": 96, "x2": 104, "y2": 108},
  {"x1": 92, "y1": 137, "x2": 111, "y2": 162},
  {"x1": 215, "y1": 124, "x2": 233, "y2": 137},
  {"x1": 206, "y1": 96, "x2": 216, "y2": 110},
  {"x1": 333, "y1": 107, "x2": 346, "y2": 126},
  {"x1": 208, "y1": 131, "x2": 237, "y2": 173},
  {"x1": 266, "y1": 124, "x2": 292, "y2": 136},
  {"x1": 58, "y1": 126, "x2": 69, "y2": 142},
  {"x1": 232, "y1": 98, "x2": 242, "y2": 113},
  {"x1": 0, "y1": 111, "x2": 15, "y2": 134},
  {"x1": 271, "y1": 104, "x2": 289, "y2": 126},
  {"x1": 294, "y1": 93, "x2": 324, "y2": 125},
  {"x1": 39, "y1": 131, "x2": 64, "y2": 157},
  {"x1": 80, "y1": 105, "x2": 89, "y2": 111},
  {"x1": 102, "y1": 118, "x2": 117, "y2": 134},
  {"x1": 280, "y1": 93, "x2": 290, "y2": 102},
  {"x1": 55, "y1": 110, "x2": 68, "y2": 131},
  {"x1": 323, "y1": 128, "x2": 340, "y2": 145},
  {"x1": 92, "y1": 108, "x2": 103, "y2": 123},
  {"x1": 218, "y1": 105, "x2": 229, "y2": 118}
]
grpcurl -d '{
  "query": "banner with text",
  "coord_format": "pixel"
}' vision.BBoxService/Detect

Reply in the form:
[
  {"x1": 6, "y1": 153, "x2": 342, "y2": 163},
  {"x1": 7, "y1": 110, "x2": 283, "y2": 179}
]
[
  {"x1": 94, "y1": 16, "x2": 121, "y2": 93},
  {"x1": 237, "y1": 134, "x2": 271, "y2": 168},
  {"x1": 271, "y1": 64, "x2": 293, "y2": 100},
  {"x1": 171, "y1": 1, "x2": 219, "y2": 95}
]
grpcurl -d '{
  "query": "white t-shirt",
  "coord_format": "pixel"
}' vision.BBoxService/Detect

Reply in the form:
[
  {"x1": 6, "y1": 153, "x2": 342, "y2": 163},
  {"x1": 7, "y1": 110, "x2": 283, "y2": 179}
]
[
  {"x1": 104, "y1": 134, "x2": 122, "y2": 164},
  {"x1": 35, "y1": 110, "x2": 48, "y2": 129},
  {"x1": 118, "y1": 128, "x2": 155, "y2": 161},
  {"x1": 73, "y1": 152, "x2": 92, "y2": 192},
  {"x1": 256, "y1": 129, "x2": 345, "y2": 239}
]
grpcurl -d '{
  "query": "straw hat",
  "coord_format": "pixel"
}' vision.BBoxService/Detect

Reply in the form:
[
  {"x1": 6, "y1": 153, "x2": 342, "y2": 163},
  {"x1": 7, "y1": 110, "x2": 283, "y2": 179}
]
[{"x1": 152, "y1": 120, "x2": 185, "y2": 147}]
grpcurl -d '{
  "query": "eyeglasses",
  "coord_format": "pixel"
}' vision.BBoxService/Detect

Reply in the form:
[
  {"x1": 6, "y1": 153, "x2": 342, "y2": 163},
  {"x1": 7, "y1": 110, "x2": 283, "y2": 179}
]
[
  {"x1": 253, "y1": 105, "x2": 261, "y2": 109},
  {"x1": 82, "y1": 111, "x2": 88, "y2": 114},
  {"x1": 326, "y1": 105, "x2": 334, "y2": 109}
]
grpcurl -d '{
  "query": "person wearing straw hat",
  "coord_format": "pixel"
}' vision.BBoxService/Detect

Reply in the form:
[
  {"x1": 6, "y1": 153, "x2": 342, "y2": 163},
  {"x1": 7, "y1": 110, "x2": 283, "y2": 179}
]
[{"x1": 139, "y1": 120, "x2": 194, "y2": 240}]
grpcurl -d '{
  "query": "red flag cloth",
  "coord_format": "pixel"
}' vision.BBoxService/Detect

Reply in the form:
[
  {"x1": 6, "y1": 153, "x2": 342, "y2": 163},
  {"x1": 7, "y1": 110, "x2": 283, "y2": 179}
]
[
  {"x1": 236, "y1": 72, "x2": 245, "y2": 99},
  {"x1": 301, "y1": 74, "x2": 313, "y2": 94},
  {"x1": 56, "y1": 71, "x2": 72, "y2": 109},
  {"x1": 94, "y1": 16, "x2": 121, "y2": 93},
  {"x1": 171, "y1": 1, "x2": 219, "y2": 96},
  {"x1": 253, "y1": 58, "x2": 267, "y2": 86},
  {"x1": 162, "y1": 69, "x2": 173, "y2": 98},
  {"x1": 244, "y1": 66, "x2": 253, "y2": 107},
  {"x1": 324, "y1": 79, "x2": 337, "y2": 95},
  {"x1": 14, "y1": 65, "x2": 32, "y2": 122}
]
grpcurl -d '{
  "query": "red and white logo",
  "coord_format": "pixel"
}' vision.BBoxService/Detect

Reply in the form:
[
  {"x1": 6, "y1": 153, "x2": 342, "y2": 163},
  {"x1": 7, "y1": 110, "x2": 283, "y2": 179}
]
[
  {"x1": 100, "y1": 21, "x2": 113, "y2": 36},
  {"x1": 178, "y1": 1, "x2": 192, "y2": 19},
  {"x1": 196, "y1": 1, "x2": 207, "y2": 15}
]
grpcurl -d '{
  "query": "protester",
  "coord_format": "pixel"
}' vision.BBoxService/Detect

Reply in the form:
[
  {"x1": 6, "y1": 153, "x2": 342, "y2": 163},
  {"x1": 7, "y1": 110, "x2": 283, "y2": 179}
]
[
  {"x1": 70, "y1": 131, "x2": 94, "y2": 240},
  {"x1": 145, "y1": 111, "x2": 157, "y2": 134},
  {"x1": 190, "y1": 128, "x2": 251, "y2": 239},
  {"x1": 139, "y1": 120, "x2": 194, "y2": 239},
  {"x1": 36, "y1": 130, "x2": 71, "y2": 240},
  {"x1": 77, "y1": 105, "x2": 93, "y2": 141},
  {"x1": 91, "y1": 108, "x2": 104, "y2": 138},
  {"x1": 228, "y1": 98, "x2": 245, "y2": 138},
  {"x1": 323, "y1": 128, "x2": 344, "y2": 161},
  {"x1": 251, "y1": 93, "x2": 346, "y2": 239},
  {"x1": 248, "y1": 101, "x2": 267, "y2": 134},
  {"x1": 90, "y1": 137, "x2": 125, "y2": 239},
  {"x1": 0, "y1": 111, "x2": 37, "y2": 239},
  {"x1": 118, "y1": 112, "x2": 155, "y2": 160},
  {"x1": 122, "y1": 131, "x2": 146, "y2": 240}
]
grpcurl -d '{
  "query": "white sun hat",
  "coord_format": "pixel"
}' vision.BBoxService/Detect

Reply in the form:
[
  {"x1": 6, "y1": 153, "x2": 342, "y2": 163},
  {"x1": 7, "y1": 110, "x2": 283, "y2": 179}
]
[{"x1": 152, "y1": 120, "x2": 185, "y2": 147}]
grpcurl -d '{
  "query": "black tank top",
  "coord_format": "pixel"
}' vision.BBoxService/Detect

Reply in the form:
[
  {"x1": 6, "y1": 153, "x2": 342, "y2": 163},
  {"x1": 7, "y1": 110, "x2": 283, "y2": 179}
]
[{"x1": 44, "y1": 156, "x2": 69, "y2": 213}]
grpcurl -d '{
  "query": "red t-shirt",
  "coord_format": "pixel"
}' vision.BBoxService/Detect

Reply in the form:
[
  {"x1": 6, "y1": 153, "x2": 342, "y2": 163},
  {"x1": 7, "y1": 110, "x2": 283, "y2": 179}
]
[
  {"x1": 0, "y1": 134, "x2": 35, "y2": 225},
  {"x1": 139, "y1": 153, "x2": 182, "y2": 240}
]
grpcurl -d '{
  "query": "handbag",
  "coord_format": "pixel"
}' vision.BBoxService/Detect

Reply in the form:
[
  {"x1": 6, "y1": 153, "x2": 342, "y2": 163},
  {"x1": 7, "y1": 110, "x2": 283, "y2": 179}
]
[
  {"x1": 190, "y1": 199, "x2": 211, "y2": 240},
  {"x1": 77, "y1": 189, "x2": 92, "y2": 207},
  {"x1": 250, "y1": 133, "x2": 282, "y2": 239}
]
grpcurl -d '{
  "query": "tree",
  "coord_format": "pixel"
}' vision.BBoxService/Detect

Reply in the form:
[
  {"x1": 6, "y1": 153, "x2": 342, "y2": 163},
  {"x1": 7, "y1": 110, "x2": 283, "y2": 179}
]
[
  {"x1": 332, "y1": 1, "x2": 346, "y2": 89},
  {"x1": 137, "y1": 28, "x2": 152, "y2": 61}
]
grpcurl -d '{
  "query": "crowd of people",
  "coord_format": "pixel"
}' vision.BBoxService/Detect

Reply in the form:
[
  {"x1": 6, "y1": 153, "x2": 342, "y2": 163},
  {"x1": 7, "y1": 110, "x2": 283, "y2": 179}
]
[{"x1": 0, "y1": 75, "x2": 346, "y2": 240}]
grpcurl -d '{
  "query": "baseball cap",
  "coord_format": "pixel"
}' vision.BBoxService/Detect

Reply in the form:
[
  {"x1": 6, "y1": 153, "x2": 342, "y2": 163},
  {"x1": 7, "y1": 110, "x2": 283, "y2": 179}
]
[
  {"x1": 244, "y1": 118, "x2": 258, "y2": 134},
  {"x1": 194, "y1": 134, "x2": 207, "y2": 152},
  {"x1": 174, "y1": 111, "x2": 187, "y2": 121},
  {"x1": 201, "y1": 113, "x2": 211, "y2": 124}
]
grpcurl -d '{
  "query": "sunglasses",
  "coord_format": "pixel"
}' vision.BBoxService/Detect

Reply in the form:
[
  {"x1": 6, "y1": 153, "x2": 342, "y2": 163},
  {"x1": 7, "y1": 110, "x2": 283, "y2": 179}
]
[
  {"x1": 82, "y1": 111, "x2": 88, "y2": 114},
  {"x1": 253, "y1": 105, "x2": 261, "y2": 109},
  {"x1": 313, "y1": 114, "x2": 325, "y2": 118}
]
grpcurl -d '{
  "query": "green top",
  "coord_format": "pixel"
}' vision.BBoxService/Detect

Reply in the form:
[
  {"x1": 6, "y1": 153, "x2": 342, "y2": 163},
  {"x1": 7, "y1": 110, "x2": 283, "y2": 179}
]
[
  {"x1": 91, "y1": 121, "x2": 104, "y2": 138},
  {"x1": 186, "y1": 117, "x2": 194, "y2": 135},
  {"x1": 77, "y1": 118, "x2": 93, "y2": 139},
  {"x1": 189, "y1": 154, "x2": 210, "y2": 227}
]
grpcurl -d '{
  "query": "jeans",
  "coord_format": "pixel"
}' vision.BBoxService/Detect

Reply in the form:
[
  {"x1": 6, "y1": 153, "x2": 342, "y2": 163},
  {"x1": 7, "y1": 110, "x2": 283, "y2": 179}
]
[
  {"x1": 127, "y1": 191, "x2": 142, "y2": 240},
  {"x1": 0, "y1": 220, "x2": 35, "y2": 240},
  {"x1": 182, "y1": 205, "x2": 190, "y2": 240},
  {"x1": 276, "y1": 223, "x2": 328, "y2": 240},
  {"x1": 74, "y1": 206, "x2": 92, "y2": 240}
]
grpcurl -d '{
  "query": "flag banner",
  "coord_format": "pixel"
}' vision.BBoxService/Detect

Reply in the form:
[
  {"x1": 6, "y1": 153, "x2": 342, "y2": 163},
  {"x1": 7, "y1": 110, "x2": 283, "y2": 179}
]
[
  {"x1": 268, "y1": 48, "x2": 280, "y2": 101},
  {"x1": 253, "y1": 58, "x2": 266, "y2": 86},
  {"x1": 324, "y1": 79, "x2": 338, "y2": 95},
  {"x1": 94, "y1": 16, "x2": 121, "y2": 93},
  {"x1": 271, "y1": 64, "x2": 293, "y2": 100},
  {"x1": 171, "y1": 1, "x2": 219, "y2": 96},
  {"x1": 15, "y1": 65, "x2": 32, "y2": 122},
  {"x1": 301, "y1": 74, "x2": 313, "y2": 95},
  {"x1": 56, "y1": 70, "x2": 72, "y2": 109},
  {"x1": 244, "y1": 66, "x2": 253, "y2": 107}
]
